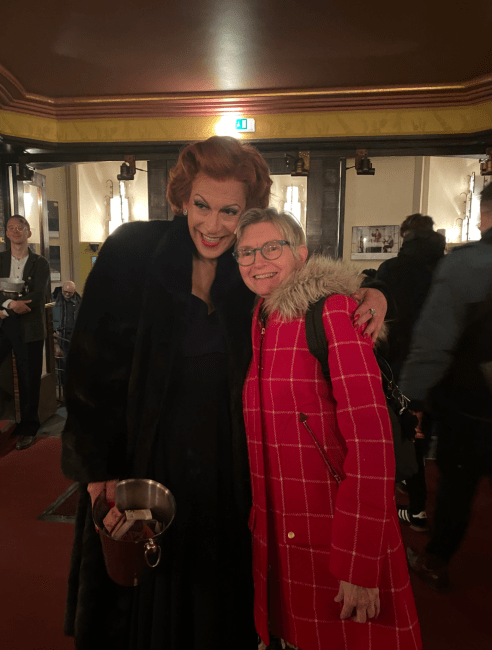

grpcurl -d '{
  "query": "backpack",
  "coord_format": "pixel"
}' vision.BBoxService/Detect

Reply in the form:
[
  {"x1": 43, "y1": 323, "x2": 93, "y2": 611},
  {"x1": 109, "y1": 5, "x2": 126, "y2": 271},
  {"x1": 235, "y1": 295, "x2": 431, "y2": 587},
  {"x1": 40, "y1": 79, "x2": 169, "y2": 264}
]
[{"x1": 305, "y1": 296, "x2": 418, "y2": 483}]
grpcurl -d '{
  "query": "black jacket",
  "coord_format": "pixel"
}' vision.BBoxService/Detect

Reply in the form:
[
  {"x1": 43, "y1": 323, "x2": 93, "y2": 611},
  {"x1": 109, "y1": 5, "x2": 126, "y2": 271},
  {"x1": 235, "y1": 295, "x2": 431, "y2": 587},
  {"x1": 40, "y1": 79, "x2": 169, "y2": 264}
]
[
  {"x1": 400, "y1": 227, "x2": 492, "y2": 420},
  {"x1": 376, "y1": 230, "x2": 446, "y2": 380},
  {"x1": 0, "y1": 248, "x2": 50, "y2": 342}
]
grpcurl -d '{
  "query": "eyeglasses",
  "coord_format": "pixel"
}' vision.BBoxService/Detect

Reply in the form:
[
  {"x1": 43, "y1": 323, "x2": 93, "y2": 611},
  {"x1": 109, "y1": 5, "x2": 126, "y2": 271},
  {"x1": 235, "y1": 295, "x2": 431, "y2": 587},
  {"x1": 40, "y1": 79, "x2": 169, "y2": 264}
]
[
  {"x1": 7, "y1": 226, "x2": 27, "y2": 232},
  {"x1": 233, "y1": 240, "x2": 291, "y2": 266}
]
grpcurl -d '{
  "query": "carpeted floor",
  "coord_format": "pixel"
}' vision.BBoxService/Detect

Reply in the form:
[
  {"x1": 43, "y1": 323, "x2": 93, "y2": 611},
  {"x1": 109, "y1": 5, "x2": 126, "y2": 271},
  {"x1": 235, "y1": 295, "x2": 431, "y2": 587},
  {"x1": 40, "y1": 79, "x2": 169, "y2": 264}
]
[
  {"x1": 0, "y1": 436, "x2": 75, "y2": 650},
  {"x1": 397, "y1": 461, "x2": 492, "y2": 650},
  {"x1": 1, "y1": 418, "x2": 492, "y2": 649}
]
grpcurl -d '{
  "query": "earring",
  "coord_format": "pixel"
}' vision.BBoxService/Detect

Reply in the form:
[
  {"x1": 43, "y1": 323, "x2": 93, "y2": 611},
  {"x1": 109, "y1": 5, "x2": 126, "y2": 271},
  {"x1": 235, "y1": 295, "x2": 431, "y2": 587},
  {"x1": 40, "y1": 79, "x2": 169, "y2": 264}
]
[{"x1": 183, "y1": 209, "x2": 188, "y2": 216}]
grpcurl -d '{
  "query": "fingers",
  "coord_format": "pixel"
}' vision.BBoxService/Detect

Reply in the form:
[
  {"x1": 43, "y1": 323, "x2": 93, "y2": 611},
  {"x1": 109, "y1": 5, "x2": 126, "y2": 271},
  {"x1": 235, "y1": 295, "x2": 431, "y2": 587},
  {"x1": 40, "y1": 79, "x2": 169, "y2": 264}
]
[
  {"x1": 339, "y1": 601, "x2": 354, "y2": 620},
  {"x1": 336, "y1": 582, "x2": 380, "y2": 623},
  {"x1": 333, "y1": 583, "x2": 344, "y2": 603},
  {"x1": 367, "y1": 315, "x2": 385, "y2": 343},
  {"x1": 352, "y1": 605, "x2": 367, "y2": 624}
]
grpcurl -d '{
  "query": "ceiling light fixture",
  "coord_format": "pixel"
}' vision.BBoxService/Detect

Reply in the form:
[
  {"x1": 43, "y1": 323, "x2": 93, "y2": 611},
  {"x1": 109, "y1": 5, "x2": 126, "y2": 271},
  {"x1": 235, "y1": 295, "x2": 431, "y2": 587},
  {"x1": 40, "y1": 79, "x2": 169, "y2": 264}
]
[
  {"x1": 480, "y1": 148, "x2": 492, "y2": 176},
  {"x1": 355, "y1": 149, "x2": 375, "y2": 175},
  {"x1": 117, "y1": 155, "x2": 137, "y2": 181},
  {"x1": 16, "y1": 162, "x2": 34, "y2": 182}
]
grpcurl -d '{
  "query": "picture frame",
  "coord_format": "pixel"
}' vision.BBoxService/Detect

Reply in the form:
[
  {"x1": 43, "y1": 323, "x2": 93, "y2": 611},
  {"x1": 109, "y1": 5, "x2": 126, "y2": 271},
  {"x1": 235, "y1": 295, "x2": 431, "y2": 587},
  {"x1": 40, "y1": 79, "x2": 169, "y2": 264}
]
[{"x1": 351, "y1": 225, "x2": 401, "y2": 260}]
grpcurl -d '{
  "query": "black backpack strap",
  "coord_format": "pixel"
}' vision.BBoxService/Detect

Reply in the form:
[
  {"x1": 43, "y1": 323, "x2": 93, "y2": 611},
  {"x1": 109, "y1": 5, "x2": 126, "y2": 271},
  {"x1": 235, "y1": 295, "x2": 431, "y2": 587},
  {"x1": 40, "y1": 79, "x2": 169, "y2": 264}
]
[{"x1": 305, "y1": 296, "x2": 331, "y2": 383}]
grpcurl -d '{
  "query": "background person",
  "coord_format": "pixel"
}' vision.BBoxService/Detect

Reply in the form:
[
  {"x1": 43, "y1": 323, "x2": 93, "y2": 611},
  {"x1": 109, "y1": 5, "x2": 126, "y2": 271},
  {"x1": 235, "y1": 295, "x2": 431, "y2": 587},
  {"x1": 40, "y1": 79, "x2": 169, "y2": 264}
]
[
  {"x1": 0, "y1": 215, "x2": 50, "y2": 450},
  {"x1": 52, "y1": 280, "x2": 81, "y2": 388},
  {"x1": 236, "y1": 208, "x2": 421, "y2": 650},
  {"x1": 377, "y1": 214, "x2": 446, "y2": 532},
  {"x1": 401, "y1": 183, "x2": 492, "y2": 591},
  {"x1": 61, "y1": 136, "x2": 387, "y2": 650}
]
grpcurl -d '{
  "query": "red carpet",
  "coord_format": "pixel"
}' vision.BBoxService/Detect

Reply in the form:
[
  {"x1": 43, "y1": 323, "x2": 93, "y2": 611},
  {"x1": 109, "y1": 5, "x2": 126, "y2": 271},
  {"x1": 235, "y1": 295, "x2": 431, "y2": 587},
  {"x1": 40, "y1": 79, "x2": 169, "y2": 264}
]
[
  {"x1": 0, "y1": 419, "x2": 17, "y2": 458},
  {"x1": 398, "y1": 461, "x2": 492, "y2": 650},
  {"x1": 0, "y1": 437, "x2": 75, "y2": 650},
  {"x1": 1, "y1": 435, "x2": 492, "y2": 649}
]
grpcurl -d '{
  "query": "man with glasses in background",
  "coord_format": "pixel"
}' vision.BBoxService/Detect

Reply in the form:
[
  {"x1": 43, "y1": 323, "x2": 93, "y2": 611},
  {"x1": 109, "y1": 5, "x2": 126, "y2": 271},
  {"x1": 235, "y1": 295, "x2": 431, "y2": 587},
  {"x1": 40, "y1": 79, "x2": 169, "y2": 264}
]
[{"x1": 0, "y1": 215, "x2": 50, "y2": 449}]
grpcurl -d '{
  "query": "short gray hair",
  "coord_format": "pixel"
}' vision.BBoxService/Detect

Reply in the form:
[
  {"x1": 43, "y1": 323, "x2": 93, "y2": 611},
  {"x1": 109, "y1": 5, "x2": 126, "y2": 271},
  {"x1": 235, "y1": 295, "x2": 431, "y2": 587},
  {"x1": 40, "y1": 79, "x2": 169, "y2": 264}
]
[{"x1": 235, "y1": 207, "x2": 306, "y2": 258}]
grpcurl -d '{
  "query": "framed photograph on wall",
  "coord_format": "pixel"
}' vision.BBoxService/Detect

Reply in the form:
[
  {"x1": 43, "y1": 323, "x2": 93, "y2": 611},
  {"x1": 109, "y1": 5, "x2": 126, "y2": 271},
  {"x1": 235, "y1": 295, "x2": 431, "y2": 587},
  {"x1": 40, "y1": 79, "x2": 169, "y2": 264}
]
[{"x1": 351, "y1": 225, "x2": 401, "y2": 260}]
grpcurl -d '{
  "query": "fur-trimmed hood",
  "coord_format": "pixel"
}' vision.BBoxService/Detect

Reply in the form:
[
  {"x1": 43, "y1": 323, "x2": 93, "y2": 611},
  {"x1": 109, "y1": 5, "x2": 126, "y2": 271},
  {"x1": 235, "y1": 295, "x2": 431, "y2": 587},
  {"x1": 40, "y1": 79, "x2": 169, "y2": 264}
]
[{"x1": 263, "y1": 255, "x2": 364, "y2": 320}]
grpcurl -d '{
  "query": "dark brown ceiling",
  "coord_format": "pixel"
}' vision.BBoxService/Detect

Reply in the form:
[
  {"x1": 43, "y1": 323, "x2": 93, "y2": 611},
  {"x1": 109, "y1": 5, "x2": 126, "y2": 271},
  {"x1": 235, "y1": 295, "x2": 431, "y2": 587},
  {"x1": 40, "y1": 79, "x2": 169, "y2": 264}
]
[{"x1": 2, "y1": 0, "x2": 492, "y2": 100}]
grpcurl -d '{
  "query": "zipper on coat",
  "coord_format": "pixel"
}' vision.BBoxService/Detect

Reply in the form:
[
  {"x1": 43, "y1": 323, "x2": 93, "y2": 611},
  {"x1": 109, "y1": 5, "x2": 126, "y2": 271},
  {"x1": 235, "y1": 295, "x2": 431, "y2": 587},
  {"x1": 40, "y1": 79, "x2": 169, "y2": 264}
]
[{"x1": 299, "y1": 413, "x2": 342, "y2": 485}]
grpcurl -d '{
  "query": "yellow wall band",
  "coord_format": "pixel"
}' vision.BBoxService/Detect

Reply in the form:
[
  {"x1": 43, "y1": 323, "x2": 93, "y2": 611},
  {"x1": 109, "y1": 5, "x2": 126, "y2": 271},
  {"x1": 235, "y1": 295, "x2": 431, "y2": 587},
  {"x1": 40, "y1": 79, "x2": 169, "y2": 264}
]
[{"x1": 1, "y1": 102, "x2": 492, "y2": 144}]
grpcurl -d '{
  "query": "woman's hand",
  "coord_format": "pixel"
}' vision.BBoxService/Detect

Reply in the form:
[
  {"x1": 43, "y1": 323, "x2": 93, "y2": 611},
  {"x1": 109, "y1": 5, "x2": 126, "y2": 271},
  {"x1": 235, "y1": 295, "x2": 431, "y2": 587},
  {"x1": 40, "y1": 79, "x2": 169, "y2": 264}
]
[
  {"x1": 87, "y1": 479, "x2": 118, "y2": 506},
  {"x1": 351, "y1": 287, "x2": 387, "y2": 343},
  {"x1": 334, "y1": 580, "x2": 380, "y2": 623}
]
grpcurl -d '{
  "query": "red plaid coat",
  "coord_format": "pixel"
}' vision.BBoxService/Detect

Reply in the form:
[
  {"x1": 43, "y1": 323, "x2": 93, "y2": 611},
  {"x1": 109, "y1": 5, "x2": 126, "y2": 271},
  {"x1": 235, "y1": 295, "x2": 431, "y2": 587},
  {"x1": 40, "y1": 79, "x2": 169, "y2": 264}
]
[{"x1": 243, "y1": 280, "x2": 422, "y2": 650}]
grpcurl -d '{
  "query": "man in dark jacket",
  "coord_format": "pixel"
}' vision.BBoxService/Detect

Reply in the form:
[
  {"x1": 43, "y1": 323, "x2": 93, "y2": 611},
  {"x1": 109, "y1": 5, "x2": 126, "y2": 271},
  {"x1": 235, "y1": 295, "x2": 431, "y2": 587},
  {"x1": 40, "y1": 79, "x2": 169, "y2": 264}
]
[
  {"x1": 0, "y1": 215, "x2": 50, "y2": 449},
  {"x1": 377, "y1": 214, "x2": 446, "y2": 534},
  {"x1": 400, "y1": 182, "x2": 492, "y2": 590}
]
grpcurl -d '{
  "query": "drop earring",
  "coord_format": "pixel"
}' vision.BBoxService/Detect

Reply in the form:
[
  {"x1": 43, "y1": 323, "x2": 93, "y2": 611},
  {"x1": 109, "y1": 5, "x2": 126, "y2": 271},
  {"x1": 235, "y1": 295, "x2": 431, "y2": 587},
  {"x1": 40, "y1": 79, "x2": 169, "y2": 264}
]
[{"x1": 183, "y1": 208, "x2": 188, "y2": 216}]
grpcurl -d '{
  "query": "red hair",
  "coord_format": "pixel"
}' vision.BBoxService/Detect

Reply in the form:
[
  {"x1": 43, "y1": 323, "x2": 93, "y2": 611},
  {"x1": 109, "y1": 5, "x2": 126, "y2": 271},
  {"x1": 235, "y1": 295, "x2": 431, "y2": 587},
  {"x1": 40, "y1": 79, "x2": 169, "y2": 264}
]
[{"x1": 167, "y1": 136, "x2": 272, "y2": 213}]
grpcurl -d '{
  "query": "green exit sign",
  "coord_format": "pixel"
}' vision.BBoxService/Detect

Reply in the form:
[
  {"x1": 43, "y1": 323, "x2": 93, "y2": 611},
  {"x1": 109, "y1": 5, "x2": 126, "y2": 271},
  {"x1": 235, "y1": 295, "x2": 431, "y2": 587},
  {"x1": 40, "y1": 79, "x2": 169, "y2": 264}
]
[{"x1": 235, "y1": 118, "x2": 255, "y2": 132}]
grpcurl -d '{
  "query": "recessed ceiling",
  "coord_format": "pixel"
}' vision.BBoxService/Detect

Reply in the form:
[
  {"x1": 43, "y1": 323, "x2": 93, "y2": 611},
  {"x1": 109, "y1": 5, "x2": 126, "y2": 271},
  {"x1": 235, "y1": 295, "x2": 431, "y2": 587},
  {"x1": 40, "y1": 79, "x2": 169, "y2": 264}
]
[{"x1": 1, "y1": 0, "x2": 492, "y2": 99}]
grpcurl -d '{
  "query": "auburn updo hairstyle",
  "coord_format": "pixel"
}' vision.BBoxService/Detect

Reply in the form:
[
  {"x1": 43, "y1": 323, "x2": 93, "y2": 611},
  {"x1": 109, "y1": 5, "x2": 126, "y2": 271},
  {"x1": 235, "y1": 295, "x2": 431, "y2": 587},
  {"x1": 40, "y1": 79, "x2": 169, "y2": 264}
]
[{"x1": 166, "y1": 136, "x2": 272, "y2": 214}]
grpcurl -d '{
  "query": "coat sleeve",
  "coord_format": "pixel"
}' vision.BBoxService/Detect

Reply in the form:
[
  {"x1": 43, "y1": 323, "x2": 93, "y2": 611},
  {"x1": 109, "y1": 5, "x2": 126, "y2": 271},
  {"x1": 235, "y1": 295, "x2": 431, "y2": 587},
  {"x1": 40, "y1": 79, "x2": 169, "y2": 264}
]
[
  {"x1": 323, "y1": 294, "x2": 395, "y2": 588},
  {"x1": 399, "y1": 250, "x2": 474, "y2": 408},
  {"x1": 61, "y1": 221, "x2": 167, "y2": 483}
]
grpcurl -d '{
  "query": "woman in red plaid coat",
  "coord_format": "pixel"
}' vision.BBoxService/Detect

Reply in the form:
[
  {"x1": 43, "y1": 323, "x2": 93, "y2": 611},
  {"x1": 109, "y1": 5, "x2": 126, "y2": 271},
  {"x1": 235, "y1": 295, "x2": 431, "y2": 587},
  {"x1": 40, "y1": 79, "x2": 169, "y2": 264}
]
[{"x1": 235, "y1": 208, "x2": 422, "y2": 650}]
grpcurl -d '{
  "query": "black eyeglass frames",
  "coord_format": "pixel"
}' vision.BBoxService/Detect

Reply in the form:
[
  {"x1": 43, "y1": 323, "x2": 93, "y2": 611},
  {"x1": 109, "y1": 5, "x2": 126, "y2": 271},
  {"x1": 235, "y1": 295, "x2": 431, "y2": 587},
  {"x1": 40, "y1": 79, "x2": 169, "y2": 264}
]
[{"x1": 233, "y1": 240, "x2": 291, "y2": 266}]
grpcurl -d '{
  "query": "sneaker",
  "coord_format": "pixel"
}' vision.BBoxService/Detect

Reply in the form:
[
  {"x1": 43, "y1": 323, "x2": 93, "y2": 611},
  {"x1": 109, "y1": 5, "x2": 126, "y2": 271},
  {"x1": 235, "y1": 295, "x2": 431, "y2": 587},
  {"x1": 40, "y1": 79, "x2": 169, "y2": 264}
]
[
  {"x1": 397, "y1": 506, "x2": 429, "y2": 532},
  {"x1": 406, "y1": 546, "x2": 450, "y2": 591}
]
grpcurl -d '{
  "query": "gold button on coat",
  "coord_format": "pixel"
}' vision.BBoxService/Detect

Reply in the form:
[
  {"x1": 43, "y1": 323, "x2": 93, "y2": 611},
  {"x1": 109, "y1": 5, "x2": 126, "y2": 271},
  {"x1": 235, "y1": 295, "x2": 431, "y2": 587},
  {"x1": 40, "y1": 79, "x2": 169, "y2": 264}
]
[{"x1": 287, "y1": 531, "x2": 295, "y2": 539}]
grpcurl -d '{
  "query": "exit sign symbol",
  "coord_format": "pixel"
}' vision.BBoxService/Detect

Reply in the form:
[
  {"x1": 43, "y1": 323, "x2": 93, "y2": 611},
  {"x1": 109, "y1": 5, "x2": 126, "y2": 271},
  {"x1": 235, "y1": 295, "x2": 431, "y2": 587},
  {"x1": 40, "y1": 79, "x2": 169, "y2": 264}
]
[{"x1": 235, "y1": 118, "x2": 255, "y2": 133}]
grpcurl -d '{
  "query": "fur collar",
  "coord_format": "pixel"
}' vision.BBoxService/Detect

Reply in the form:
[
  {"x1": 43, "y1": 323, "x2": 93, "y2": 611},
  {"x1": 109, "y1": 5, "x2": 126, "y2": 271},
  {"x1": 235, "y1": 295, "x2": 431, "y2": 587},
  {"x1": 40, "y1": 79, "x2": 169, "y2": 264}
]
[{"x1": 263, "y1": 255, "x2": 363, "y2": 320}]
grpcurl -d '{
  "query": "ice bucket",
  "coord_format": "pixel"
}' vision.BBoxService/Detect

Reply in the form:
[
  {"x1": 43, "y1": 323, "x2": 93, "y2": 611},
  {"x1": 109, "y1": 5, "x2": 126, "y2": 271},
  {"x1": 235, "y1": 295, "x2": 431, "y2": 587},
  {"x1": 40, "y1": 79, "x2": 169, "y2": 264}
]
[
  {"x1": 0, "y1": 279, "x2": 25, "y2": 299},
  {"x1": 93, "y1": 478, "x2": 176, "y2": 587}
]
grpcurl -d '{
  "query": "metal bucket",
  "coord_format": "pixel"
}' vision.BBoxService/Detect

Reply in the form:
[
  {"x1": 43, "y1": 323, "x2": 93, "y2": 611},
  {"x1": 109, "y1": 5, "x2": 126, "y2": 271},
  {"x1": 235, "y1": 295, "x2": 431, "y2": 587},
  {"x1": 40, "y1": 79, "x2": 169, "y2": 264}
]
[
  {"x1": 93, "y1": 478, "x2": 176, "y2": 587},
  {"x1": 0, "y1": 279, "x2": 25, "y2": 299}
]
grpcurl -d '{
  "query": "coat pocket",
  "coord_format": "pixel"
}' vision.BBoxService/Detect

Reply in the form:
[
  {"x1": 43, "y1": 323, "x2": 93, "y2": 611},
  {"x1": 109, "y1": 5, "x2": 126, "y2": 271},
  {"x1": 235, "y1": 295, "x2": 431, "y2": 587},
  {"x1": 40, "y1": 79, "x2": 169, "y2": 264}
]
[{"x1": 283, "y1": 514, "x2": 333, "y2": 549}]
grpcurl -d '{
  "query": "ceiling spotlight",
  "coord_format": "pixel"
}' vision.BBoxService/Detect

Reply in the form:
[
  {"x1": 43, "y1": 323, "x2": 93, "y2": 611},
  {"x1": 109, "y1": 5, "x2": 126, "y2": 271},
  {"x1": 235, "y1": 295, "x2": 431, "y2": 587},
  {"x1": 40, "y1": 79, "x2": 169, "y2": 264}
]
[
  {"x1": 16, "y1": 162, "x2": 34, "y2": 182},
  {"x1": 480, "y1": 148, "x2": 492, "y2": 176},
  {"x1": 117, "y1": 155, "x2": 136, "y2": 181},
  {"x1": 355, "y1": 149, "x2": 375, "y2": 176},
  {"x1": 285, "y1": 151, "x2": 310, "y2": 177}
]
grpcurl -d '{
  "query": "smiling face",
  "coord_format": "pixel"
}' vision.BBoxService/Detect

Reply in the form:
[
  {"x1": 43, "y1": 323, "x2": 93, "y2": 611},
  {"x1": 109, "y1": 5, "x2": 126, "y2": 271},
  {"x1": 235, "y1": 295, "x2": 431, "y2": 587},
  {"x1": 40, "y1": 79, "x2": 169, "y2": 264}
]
[
  {"x1": 237, "y1": 221, "x2": 308, "y2": 298},
  {"x1": 183, "y1": 174, "x2": 247, "y2": 261},
  {"x1": 62, "y1": 281, "x2": 76, "y2": 300},
  {"x1": 6, "y1": 218, "x2": 31, "y2": 247}
]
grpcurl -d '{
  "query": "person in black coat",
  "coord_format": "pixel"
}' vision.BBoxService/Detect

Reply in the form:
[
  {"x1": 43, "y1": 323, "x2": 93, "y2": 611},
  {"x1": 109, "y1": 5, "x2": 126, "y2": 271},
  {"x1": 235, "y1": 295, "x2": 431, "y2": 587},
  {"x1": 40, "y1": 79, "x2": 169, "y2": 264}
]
[
  {"x1": 400, "y1": 185, "x2": 492, "y2": 590},
  {"x1": 61, "y1": 136, "x2": 389, "y2": 650},
  {"x1": 377, "y1": 214, "x2": 446, "y2": 532}
]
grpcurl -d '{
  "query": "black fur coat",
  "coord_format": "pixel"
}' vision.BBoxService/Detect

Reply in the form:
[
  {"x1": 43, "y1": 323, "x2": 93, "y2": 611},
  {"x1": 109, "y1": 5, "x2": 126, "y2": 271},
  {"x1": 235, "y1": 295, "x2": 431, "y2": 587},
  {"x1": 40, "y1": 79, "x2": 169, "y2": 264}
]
[{"x1": 61, "y1": 217, "x2": 255, "y2": 648}]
